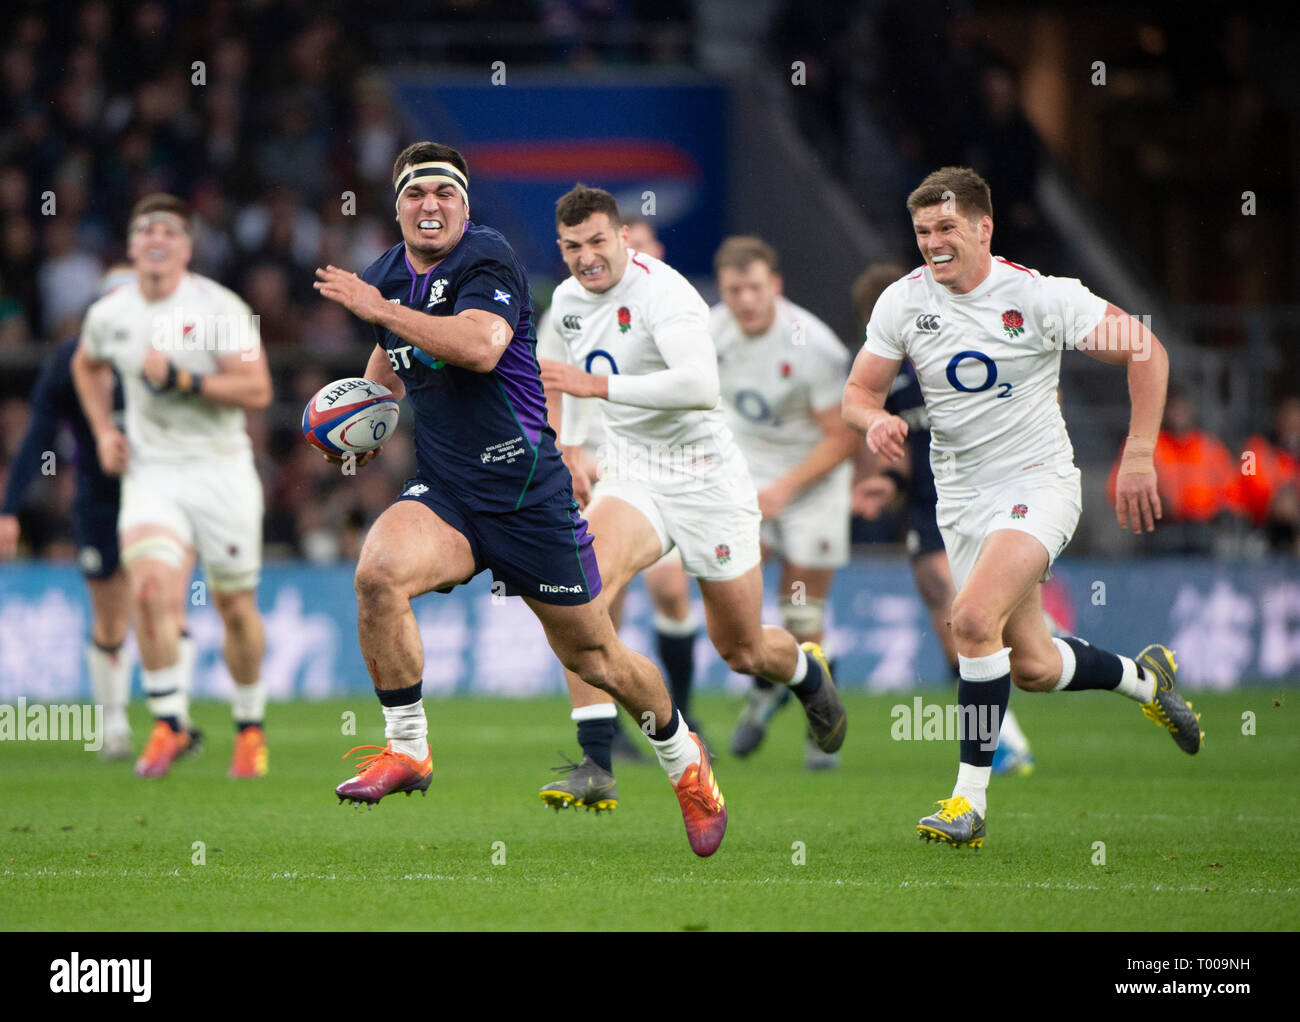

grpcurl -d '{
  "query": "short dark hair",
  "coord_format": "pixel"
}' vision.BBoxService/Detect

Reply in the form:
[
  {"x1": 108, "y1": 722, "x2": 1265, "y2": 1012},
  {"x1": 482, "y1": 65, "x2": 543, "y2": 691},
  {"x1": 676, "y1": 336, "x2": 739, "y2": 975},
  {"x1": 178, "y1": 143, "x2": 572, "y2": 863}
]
[
  {"x1": 555, "y1": 184, "x2": 621, "y2": 230},
  {"x1": 391, "y1": 142, "x2": 469, "y2": 189},
  {"x1": 851, "y1": 262, "x2": 906, "y2": 323},
  {"x1": 129, "y1": 193, "x2": 191, "y2": 229},
  {"x1": 713, "y1": 235, "x2": 779, "y2": 276},
  {"x1": 906, "y1": 166, "x2": 993, "y2": 222}
]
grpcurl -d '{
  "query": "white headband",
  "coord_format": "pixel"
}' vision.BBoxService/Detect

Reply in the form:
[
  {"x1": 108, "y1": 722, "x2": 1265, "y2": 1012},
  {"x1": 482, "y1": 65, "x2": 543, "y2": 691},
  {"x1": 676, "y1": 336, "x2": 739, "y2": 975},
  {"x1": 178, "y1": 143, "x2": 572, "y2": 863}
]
[{"x1": 394, "y1": 161, "x2": 469, "y2": 214}]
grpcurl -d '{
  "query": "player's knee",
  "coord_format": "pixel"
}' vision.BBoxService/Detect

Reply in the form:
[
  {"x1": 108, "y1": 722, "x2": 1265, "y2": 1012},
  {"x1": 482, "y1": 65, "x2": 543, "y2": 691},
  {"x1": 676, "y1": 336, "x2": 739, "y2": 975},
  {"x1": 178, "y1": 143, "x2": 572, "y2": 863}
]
[
  {"x1": 652, "y1": 589, "x2": 689, "y2": 621},
  {"x1": 132, "y1": 570, "x2": 171, "y2": 620},
  {"x1": 949, "y1": 599, "x2": 999, "y2": 647},
  {"x1": 353, "y1": 558, "x2": 409, "y2": 612},
  {"x1": 716, "y1": 639, "x2": 763, "y2": 677},
  {"x1": 214, "y1": 591, "x2": 259, "y2": 633},
  {"x1": 563, "y1": 646, "x2": 616, "y2": 693},
  {"x1": 781, "y1": 599, "x2": 824, "y2": 643}
]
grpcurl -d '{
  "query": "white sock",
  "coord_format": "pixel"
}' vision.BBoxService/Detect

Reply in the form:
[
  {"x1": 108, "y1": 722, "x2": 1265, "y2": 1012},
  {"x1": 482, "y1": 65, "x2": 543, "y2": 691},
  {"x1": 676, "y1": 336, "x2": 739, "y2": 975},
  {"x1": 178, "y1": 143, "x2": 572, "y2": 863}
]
[
  {"x1": 997, "y1": 707, "x2": 1029, "y2": 755},
  {"x1": 570, "y1": 702, "x2": 618, "y2": 722},
  {"x1": 1050, "y1": 637, "x2": 1076, "y2": 691},
  {"x1": 953, "y1": 762, "x2": 991, "y2": 817},
  {"x1": 785, "y1": 646, "x2": 809, "y2": 686},
  {"x1": 652, "y1": 611, "x2": 699, "y2": 637},
  {"x1": 86, "y1": 642, "x2": 130, "y2": 738},
  {"x1": 383, "y1": 699, "x2": 428, "y2": 759},
  {"x1": 231, "y1": 679, "x2": 266, "y2": 728},
  {"x1": 142, "y1": 660, "x2": 188, "y2": 726},
  {"x1": 648, "y1": 711, "x2": 699, "y2": 783},
  {"x1": 1115, "y1": 657, "x2": 1155, "y2": 702}
]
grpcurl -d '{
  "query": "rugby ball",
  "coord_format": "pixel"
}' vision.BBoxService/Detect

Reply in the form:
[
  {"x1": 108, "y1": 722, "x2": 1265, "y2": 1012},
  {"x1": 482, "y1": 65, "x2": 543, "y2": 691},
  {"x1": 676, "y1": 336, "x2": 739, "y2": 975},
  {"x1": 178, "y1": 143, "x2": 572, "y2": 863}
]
[{"x1": 302, "y1": 378, "x2": 399, "y2": 456}]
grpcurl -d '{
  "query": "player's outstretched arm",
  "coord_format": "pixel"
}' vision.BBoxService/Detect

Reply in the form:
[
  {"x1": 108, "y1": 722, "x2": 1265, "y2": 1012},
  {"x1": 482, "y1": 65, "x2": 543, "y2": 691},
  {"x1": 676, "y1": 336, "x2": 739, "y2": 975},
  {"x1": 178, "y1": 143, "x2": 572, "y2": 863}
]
[
  {"x1": 1078, "y1": 302, "x2": 1169, "y2": 533},
  {"x1": 843, "y1": 348, "x2": 907, "y2": 462},
  {"x1": 314, "y1": 265, "x2": 510, "y2": 373},
  {"x1": 540, "y1": 319, "x2": 719, "y2": 411},
  {"x1": 70, "y1": 343, "x2": 127, "y2": 475}
]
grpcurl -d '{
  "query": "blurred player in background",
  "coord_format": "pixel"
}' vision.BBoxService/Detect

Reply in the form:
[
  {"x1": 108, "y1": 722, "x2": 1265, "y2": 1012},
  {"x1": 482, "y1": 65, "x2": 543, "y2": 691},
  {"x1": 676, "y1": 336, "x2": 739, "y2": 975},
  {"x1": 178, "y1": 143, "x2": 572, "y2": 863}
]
[
  {"x1": 314, "y1": 144, "x2": 727, "y2": 856},
  {"x1": 536, "y1": 214, "x2": 704, "y2": 758},
  {"x1": 844, "y1": 167, "x2": 1199, "y2": 850},
  {"x1": 72, "y1": 195, "x2": 273, "y2": 780},
  {"x1": 1, "y1": 266, "x2": 142, "y2": 760},
  {"x1": 540, "y1": 185, "x2": 846, "y2": 812},
  {"x1": 710, "y1": 237, "x2": 859, "y2": 770},
  {"x1": 850, "y1": 262, "x2": 1036, "y2": 776}
]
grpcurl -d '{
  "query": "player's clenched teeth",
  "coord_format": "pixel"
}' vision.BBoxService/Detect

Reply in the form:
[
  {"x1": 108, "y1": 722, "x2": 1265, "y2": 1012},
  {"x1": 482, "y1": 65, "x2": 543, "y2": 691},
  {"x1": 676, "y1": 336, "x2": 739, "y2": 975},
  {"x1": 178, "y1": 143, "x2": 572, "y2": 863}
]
[
  {"x1": 932, "y1": 254, "x2": 954, "y2": 264},
  {"x1": 418, "y1": 220, "x2": 443, "y2": 231}
]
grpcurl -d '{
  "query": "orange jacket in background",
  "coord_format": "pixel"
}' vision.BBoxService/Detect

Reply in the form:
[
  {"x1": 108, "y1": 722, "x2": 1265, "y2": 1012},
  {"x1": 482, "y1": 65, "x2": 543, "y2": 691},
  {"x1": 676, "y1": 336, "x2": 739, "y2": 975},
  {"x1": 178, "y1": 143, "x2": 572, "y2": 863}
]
[{"x1": 1237, "y1": 435, "x2": 1299, "y2": 526}]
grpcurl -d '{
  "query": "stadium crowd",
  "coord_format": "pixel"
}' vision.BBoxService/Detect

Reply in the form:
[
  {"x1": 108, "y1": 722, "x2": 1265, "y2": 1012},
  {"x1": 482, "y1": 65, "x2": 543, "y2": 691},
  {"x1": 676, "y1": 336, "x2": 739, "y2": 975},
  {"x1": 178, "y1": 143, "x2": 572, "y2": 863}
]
[{"x1": 1, "y1": 0, "x2": 1294, "y2": 566}]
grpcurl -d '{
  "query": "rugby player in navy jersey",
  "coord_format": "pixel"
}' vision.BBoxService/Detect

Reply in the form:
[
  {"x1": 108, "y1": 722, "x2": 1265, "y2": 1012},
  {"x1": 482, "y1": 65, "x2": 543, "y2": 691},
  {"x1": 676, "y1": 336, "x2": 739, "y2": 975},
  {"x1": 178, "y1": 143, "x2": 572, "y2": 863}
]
[
  {"x1": 1, "y1": 268, "x2": 196, "y2": 761},
  {"x1": 2, "y1": 334, "x2": 131, "y2": 758},
  {"x1": 313, "y1": 142, "x2": 726, "y2": 856}
]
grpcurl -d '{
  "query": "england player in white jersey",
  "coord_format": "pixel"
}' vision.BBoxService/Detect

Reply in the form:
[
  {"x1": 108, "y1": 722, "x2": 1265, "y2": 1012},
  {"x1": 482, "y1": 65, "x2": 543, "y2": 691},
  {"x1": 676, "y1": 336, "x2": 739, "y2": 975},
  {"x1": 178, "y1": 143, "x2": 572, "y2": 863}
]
[
  {"x1": 844, "y1": 167, "x2": 1201, "y2": 849},
  {"x1": 536, "y1": 216, "x2": 705, "y2": 764},
  {"x1": 538, "y1": 185, "x2": 846, "y2": 808},
  {"x1": 708, "y1": 237, "x2": 859, "y2": 769},
  {"x1": 72, "y1": 193, "x2": 273, "y2": 780}
]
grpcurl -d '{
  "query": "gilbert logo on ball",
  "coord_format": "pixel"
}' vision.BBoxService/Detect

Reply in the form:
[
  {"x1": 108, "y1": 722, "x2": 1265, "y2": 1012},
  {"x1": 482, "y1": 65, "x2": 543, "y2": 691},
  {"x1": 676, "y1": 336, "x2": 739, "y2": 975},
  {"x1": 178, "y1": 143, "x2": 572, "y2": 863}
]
[{"x1": 302, "y1": 377, "x2": 399, "y2": 455}]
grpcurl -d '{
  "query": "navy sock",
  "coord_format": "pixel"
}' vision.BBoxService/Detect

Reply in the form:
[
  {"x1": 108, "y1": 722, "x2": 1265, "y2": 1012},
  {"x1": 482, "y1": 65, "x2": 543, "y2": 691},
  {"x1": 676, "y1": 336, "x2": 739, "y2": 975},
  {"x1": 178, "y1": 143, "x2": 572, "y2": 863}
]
[
  {"x1": 1060, "y1": 637, "x2": 1125, "y2": 691},
  {"x1": 236, "y1": 720, "x2": 261, "y2": 733},
  {"x1": 652, "y1": 704, "x2": 682, "y2": 742},
  {"x1": 375, "y1": 681, "x2": 422, "y2": 707},
  {"x1": 957, "y1": 673, "x2": 1010, "y2": 767},
  {"x1": 655, "y1": 628, "x2": 697, "y2": 715},
  {"x1": 158, "y1": 715, "x2": 182, "y2": 733},
  {"x1": 577, "y1": 718, "x2": 615, "y2": 772},
  {"x1": 789, "y1": 650, "x2": 824, "y2": 697},
  {"x1": 753, "y1": 676, "x2": 777, "y2": 691}
]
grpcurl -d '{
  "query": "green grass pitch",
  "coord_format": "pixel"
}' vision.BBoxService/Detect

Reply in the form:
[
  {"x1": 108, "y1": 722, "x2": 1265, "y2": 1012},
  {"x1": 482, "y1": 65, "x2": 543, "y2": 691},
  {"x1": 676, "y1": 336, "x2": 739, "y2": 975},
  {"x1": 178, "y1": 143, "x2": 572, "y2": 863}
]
[{"x1": 1, "y1": 690, "x2": 1296, "y2": 931}]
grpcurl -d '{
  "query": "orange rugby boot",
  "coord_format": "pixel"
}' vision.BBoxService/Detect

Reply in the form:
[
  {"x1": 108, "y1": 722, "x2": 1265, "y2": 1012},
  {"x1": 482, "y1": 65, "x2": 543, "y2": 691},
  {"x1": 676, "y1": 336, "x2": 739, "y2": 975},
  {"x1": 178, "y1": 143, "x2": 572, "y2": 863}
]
[
  {"x1": 335, "y1": 743, "x2": 433, "y2": 805},
  {"x1": 672, "y1": 734, "x2": 727, "y2": 857},
  {"x1": 229, "y1": 725, "x2": 269, "y2": 778},
  {"x1": 134, "y1": 720, "x2": 201, "y2": 778}
]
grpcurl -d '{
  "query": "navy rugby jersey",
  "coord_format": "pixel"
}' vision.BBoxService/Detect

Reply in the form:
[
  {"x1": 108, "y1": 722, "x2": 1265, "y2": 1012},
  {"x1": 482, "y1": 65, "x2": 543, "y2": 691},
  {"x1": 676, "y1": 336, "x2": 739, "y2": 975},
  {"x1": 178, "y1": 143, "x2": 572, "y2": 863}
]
[
  {"x1": 884, "y1": 360, "x2": 937, "y2": 506},
  {"x1": 2, "y1": 337, "x2": 121, "y2": 515},
  {"x1": 361, "y1": 222, "x2": 568, "y2": 512}
]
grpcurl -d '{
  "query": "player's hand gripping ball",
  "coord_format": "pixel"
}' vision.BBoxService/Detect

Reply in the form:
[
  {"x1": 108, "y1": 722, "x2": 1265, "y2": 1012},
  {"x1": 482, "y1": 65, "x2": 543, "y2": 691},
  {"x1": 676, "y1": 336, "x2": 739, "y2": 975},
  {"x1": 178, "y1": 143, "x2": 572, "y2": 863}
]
[{"x1": 302, "y1": 378, "x2": 399, "y2": 457}]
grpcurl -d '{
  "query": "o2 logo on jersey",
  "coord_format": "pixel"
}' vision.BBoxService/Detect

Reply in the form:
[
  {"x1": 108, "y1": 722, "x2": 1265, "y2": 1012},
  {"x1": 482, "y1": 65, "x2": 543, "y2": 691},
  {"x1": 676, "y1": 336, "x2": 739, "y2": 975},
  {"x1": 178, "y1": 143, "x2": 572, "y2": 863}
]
[
  {"x1": 732, "y1": 388, "x2": 779, "y2": 425},
  {"x1": 584, "y1": 349, "x2": 620, "y2": 375},
  {"x1": 945, "y1": 351, "x2": 1012, "y2": 398}
]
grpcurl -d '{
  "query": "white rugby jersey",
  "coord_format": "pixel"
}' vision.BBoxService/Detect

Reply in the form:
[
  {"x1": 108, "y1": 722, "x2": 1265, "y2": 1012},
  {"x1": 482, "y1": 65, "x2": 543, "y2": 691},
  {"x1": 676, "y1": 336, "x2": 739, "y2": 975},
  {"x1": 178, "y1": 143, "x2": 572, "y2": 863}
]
[
  {"x1": 81, "y1": 273, "x2": 258, "y2": 464},
  {"x1": 863, "y1": 257, "x2": 1107, "y2": 497},
  {"x1": 712, "y1": 296, "x2": 850, "y2": 487},
  {"x1": 549, "y1": 249, "x2": 747, "y2": 493}
]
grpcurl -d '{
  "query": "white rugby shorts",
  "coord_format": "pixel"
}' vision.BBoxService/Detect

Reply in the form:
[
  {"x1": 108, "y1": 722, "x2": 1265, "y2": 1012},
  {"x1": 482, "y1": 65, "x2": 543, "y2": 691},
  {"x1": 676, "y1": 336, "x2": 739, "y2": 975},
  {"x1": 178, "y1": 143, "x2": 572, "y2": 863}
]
[
  {"x1": 590, "y1": 463, "x2": 761, "y2": 582},
  {"x1": 119, "y1": 452, "x2": 263, "y2": 591},
  {"x1": 936, "y1": 466, "x2": 1081, "y2": 592},
  {"x1": 758, "y1": 471, "x2": 850, "y2": 570}
]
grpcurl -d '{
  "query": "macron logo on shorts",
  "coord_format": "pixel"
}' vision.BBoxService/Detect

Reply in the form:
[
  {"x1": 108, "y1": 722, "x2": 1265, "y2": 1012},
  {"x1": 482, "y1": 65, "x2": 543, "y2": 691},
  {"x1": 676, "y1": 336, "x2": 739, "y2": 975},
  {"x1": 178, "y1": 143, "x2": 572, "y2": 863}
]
[
  {"x1": 403, "y1": 483, "x2": 429, "y2": 496},
  {"x1": 539, "y1": 583, "x2": 585, "y2": 594}
]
